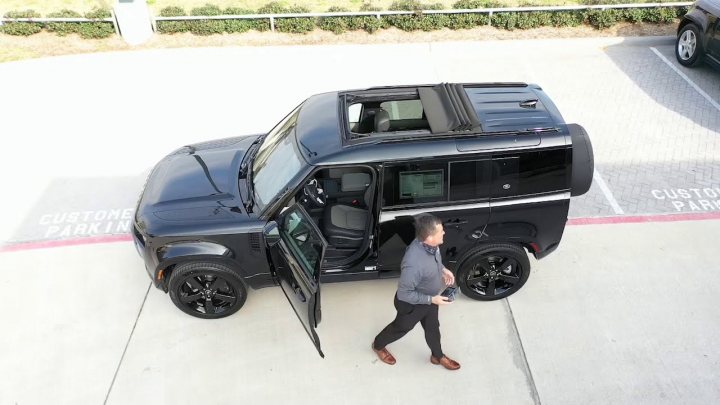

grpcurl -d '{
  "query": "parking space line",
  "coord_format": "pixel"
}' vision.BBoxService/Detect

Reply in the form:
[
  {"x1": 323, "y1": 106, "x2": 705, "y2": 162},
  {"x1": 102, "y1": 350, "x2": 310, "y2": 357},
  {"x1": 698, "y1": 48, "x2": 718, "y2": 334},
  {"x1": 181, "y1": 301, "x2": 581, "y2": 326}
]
[
  {"x1": 650, "y1": 47, "x2": 720, "y2": 113},
  {"x1": 104, "y1": 282, "x2": 151, "y2": 405},
  {"x1": 593, "y1": 169, "x2": 624, "y2": 215}
]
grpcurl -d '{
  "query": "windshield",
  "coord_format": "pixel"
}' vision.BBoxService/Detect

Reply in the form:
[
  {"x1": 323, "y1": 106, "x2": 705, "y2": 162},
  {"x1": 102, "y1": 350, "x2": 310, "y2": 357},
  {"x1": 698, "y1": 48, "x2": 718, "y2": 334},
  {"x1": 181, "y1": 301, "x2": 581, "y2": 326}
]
[{"x1": 252, "y1": 105, "x2": 305, "y2": 210}]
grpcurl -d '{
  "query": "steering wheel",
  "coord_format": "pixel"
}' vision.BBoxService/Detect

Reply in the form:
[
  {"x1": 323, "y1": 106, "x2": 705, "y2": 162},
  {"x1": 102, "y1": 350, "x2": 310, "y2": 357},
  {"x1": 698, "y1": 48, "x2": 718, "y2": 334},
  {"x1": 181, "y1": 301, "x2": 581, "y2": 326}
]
[{"x1": 303, "y1": 178, "x2": 326, "y2": 207}]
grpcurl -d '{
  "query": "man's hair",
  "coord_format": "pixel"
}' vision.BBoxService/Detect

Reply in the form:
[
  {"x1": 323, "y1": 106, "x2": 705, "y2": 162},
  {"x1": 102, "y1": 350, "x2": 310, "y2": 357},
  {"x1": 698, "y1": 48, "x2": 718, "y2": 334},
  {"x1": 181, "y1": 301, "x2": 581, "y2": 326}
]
[{"x1": 414, "y1": 213, "x2": 442, "y2": 241}]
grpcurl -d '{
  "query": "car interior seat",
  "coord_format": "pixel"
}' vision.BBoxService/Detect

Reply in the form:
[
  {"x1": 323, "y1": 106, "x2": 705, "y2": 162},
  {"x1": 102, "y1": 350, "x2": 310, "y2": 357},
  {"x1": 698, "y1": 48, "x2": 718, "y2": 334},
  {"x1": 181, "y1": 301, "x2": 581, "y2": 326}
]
[{"x1": 322, "y1": 172, "x2": 372, "y2": 248}]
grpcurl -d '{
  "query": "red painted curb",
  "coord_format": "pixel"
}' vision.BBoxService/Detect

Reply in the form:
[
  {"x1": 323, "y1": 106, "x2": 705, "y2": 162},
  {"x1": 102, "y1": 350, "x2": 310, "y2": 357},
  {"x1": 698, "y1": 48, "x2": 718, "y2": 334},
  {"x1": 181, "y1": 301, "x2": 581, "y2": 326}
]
[
  {"x1": 1, "y1": 212, "x2": 719, "y2": 254},
  {"x1": 0, "y1": 234, "x2": 132, "y2": 253},
  {"x1": 566, "y1": 211, "x2": 720, "y2": 225}
]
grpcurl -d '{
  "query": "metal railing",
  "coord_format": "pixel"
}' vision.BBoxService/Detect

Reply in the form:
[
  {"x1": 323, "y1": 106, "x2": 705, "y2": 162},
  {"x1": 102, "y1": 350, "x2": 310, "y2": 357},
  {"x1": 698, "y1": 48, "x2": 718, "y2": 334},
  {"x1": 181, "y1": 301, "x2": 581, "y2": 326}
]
[{"x1": 0, "y1": 2, "x2": 692, "y2": 32}]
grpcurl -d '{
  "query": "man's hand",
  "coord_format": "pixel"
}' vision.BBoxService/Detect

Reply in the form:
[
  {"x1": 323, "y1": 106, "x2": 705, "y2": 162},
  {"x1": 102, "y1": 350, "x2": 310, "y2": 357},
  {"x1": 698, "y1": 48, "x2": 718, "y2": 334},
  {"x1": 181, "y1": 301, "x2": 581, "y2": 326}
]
[
  {"x1": 442, "y1": 268, "x2": 455, "y2": 286},
  {"x1": 431, "y1": 295, "x2": 452, "y2": 306}
]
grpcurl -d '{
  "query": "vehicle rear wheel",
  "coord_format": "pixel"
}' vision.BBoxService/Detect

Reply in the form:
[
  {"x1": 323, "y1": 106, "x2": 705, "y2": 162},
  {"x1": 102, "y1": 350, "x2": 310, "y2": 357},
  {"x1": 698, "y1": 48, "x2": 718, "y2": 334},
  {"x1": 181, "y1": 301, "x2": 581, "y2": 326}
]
[
  {"x1": 168, "y1": 262, "x2": 247, "y2": 319},
  {"x1": 456, "y1": 244, "x2": 530, "y2": 301},
  {"x1": 676, "y1": 24, "x2": 703, "y2": 67}
]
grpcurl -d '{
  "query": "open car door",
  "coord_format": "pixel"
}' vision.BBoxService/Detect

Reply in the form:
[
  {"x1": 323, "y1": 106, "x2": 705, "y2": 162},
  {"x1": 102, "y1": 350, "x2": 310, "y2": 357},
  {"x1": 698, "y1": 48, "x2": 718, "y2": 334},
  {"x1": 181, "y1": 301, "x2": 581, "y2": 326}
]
[{"x1": 265, "y1": 204, "x2": 328, "y2": 358}]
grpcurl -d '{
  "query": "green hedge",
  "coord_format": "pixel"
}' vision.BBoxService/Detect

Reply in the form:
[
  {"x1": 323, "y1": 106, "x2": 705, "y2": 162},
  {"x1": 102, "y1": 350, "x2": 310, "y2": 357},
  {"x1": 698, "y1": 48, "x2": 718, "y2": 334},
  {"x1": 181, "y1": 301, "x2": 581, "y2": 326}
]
[
  {"x1": 1, "y1": 2, "x2": 689, "y2": 39},
  {"x1": 0, "y1": 7, "x2": 114, "y2": 38},
  {"x1": 153, "y1": 3, "x2": 687, "y2": 34}
]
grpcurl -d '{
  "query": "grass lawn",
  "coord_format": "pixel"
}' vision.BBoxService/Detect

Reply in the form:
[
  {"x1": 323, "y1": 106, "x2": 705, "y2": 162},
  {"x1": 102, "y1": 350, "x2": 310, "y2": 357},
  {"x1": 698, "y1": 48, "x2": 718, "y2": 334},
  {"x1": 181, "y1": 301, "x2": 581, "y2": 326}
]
[{"x1": 0, "y1": 0, "x2": 576, "y2": 16}]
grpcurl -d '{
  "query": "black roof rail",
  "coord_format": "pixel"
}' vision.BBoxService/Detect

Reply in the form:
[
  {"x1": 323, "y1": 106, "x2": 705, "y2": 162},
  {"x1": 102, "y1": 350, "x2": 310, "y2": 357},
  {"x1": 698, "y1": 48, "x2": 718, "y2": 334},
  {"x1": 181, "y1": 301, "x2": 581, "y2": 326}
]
[{"x1": 357, "y1": 127, "x2": 560, "y2": 146}]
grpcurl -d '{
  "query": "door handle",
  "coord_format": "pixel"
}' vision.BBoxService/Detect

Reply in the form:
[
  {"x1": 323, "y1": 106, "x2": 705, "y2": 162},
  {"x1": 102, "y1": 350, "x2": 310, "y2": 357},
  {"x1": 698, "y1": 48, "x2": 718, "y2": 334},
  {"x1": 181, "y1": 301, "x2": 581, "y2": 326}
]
[
  {"x1": 444, "y1": 219, "x2": 468, "y2": 227},
  {"x1": 292, "y1": 284, "x2": 306, "y2": 302}
]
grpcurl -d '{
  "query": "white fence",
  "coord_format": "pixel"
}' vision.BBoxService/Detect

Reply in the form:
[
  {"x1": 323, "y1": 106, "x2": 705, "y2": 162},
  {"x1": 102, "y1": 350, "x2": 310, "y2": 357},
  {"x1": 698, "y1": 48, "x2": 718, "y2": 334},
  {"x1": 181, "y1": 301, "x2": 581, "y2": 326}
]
[{"x1": 0, "y1": 2, "x2": 693, "y2": 33}]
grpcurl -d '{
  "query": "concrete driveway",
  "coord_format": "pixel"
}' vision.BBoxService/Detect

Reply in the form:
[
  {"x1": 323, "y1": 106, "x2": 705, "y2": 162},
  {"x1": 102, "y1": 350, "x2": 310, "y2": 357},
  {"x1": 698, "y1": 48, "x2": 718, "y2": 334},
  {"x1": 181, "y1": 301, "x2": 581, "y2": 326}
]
[{"x1": 0, "y1": 36, "x2": 718, "y2": 405}]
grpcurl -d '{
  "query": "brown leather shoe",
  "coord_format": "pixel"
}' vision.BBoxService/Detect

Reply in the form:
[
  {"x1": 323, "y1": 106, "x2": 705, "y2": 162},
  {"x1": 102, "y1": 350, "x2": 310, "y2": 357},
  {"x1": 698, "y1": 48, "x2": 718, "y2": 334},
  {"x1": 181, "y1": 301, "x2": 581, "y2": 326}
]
[
  {"x1": 431, "y1": 355, "x2": 461, "y2": 370},
  {"x1": 372, "y1": 343, "x2": 396, "y2": 365}
]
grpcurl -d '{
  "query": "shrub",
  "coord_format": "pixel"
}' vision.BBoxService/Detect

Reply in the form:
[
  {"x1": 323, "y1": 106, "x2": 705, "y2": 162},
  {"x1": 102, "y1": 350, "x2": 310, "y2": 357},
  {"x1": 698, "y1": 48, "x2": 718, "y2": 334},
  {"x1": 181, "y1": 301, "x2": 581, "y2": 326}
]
[
  {"x1": 453, "y1": 0, "x2": 505, "y2": 8},
  {"x1": 156, "y1": 21, "x2": 189, "y2": 33},
  {"x1": 551, "y1": 11, "x2": 585, "y2": 27},
  {"x1": 224, "y1": 6, "x2": 270, "y2": 31},
  {"x1": 0, "y1": 22, "x2": 43, "y2": 36},
  {"x1": 191, "y1": 4, "x2": 223, "y2": 16},
  {"x1": 586, "y1": 9, "x2": 620, "y2": 29},
  {"x1": 319, "y1": 6, "x2": 350, "y2": 34},
  {"x1": 187, "y1": 20, "x2": 225, "y2": 35},
  {"x1": 384, "y1": 1, "x2": 447, "y2": 32},
  {"x1": 78, "y1": 22, "x2": 115, "y2": 38},
  {"x1": 623, "y1": 8, "x2": 645, "y2": 23},
  {"x1": 159, "y1": 6, "x2": 185, "y2": 17},
  {"x1": 46, "y1": 9, "x2": 82, "y2": 36},
  {"x1": 1, "y1": 10, "x2": 42, "y2": 36},
  {"x1": 641, "y1": 7, "x2": 679, "y2": 23},
  {"x1": 514, "y1": 11, "x2": 553, "y2": 29},
  {"x1": 4, "y1": 9, "x2": 40, "y2": 18},
  {"x1": 447, "y1": 13, "x2": 490, "y2": 29},
  {"x1": 273, "y1": 5, "x2": 316, "y2": 34},
  {"x1": 257, "y1": 2, "x2": 289, "y2": 14},
  {"x1": 491, "y1": 12, "x2": 518, "y2": 30},
  {"x1": 84, "y1": 8, "x2": 111, "y2": 19}
]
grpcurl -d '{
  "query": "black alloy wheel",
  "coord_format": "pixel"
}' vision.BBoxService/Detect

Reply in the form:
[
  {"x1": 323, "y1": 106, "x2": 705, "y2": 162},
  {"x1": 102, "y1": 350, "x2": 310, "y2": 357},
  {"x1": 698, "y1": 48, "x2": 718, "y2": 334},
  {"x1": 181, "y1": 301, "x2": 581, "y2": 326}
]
[
  {"x1": 168, "y1": 262, "x2": 247, "y2": 319},
  {"x1": 457, "y1": 244, "x2": 530, "y2": 301}
]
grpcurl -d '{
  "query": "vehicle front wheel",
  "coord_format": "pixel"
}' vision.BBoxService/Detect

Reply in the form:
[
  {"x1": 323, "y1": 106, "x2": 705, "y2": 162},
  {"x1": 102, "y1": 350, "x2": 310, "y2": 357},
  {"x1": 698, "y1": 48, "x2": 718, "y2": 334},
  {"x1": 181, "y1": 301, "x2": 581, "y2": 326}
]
[
  {"x1": 168, "y1": 262, "x2": 248, "y2": 319},
  {"x1": 456, "y1": 244, "x2": 531, "y2": 301},
  {"x1": 676, "y1": 24, "x2": 704, "y2": 67}
]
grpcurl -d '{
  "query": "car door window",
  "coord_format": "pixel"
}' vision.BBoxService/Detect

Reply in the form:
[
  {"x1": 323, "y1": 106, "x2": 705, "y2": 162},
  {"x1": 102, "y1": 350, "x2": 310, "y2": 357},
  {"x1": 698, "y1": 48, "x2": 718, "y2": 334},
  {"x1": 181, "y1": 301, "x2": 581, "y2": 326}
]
[
  {"x1": 382, "y1": 161, "x2": 448, "y2": 207},
  {"x1": 281, "y1": 210, "x2": 323, "y2": 278},
  {"x1": 449, "y1": 160, "x2": 490, "y2": 201}
]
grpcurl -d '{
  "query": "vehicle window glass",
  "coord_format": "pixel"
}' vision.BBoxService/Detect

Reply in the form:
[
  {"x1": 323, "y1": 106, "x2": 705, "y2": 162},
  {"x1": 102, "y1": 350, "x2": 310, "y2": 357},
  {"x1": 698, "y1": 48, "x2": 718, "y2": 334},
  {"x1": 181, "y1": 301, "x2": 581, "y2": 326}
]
[
  {"x1": 517, "y1": 149, "x2": 569, "y2": 195},
  {"x1": 348, "y1": 103, "x2": 362, "y2": 125},
  {"x1": 280, "y1": 209, "x2": 323, "y2": 278},
  {"x1": 253, "y1": 106, "x2": 305, "y2": 210},
  {"x1": 399, "y1": 170, "x2": 443, "y2": 198},
  {"x1": 380, "y1": 99, "x2": 424, "y2": 120},
  {"x1": 382, "y1": 162, "x2": 447, "y2": 207},
  {"x1": 491, "y1": 149, "x2": 569, "y2": 198},
  {"x1": 450, "y1": 160, "x2": 490, "y2": 201}
]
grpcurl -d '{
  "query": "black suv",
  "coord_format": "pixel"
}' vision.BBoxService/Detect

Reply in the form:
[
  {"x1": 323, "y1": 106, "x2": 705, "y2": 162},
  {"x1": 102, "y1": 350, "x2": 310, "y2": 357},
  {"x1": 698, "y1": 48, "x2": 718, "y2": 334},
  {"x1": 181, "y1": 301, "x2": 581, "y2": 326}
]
[
  {"x1": 676, "y1": 0, "x2": 720, "y2": 69},
  {"x1": 132, "y1": 83, "x2": 594, "y2": 357}
]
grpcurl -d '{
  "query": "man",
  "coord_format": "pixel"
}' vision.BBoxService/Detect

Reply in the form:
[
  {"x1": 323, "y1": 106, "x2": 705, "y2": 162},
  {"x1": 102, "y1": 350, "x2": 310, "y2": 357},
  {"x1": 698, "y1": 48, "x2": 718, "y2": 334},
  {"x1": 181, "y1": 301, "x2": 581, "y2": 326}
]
[{"x1": 372, "y1": 213, "x2": 461, "y2": 370}]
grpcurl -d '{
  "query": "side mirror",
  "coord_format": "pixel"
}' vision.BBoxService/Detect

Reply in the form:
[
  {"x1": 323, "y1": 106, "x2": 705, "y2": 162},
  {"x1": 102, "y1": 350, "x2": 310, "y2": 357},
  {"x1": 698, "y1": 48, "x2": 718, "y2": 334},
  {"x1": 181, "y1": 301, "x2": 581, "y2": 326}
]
[{"x1": 263, "y1": 221, "x2": 280, "y2": 247}]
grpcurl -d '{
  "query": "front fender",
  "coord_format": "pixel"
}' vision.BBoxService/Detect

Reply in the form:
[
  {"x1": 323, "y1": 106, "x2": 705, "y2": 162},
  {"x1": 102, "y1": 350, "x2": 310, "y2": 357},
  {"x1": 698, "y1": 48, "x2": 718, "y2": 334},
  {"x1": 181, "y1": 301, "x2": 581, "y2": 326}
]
[
  {"x1": 158, "y1": 241, "x2": 233, "y2": 261},
  {"x1": 679, "y1": 12, "x2": 710, "y2": 35},
  {"x1": 154, "y1": 241, "x2": 242, "y2": 291}
]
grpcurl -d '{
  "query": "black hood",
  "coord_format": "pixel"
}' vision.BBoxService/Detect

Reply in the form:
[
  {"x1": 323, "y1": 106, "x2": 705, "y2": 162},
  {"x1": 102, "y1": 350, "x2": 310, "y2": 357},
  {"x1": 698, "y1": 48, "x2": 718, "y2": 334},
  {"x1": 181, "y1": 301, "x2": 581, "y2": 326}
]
[{"x1": 135, "y1": 134, "x2": 262, "y2": 235}]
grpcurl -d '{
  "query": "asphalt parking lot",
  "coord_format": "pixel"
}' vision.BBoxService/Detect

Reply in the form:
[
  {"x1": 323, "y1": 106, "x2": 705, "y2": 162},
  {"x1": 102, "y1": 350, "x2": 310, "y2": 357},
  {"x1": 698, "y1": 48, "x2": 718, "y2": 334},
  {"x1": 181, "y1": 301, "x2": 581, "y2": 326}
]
[{"x1": 0, "y1": 36, "x2": 718, "y2": 404}]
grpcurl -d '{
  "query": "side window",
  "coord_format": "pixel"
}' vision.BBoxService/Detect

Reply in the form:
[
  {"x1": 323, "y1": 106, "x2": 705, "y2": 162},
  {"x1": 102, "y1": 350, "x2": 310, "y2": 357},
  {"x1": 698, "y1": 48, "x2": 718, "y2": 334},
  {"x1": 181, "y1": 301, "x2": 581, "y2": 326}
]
[
  {"x1": 449, "y1": 160, "x2": 490, "y2": 201},
  {"x1": 491, "y1": 149, "x2": 569, "y2": 198},
  {"x1": 348, "y1": 103, "x2": 362, "y2": 130},
  {"x1": 517, "y1": 149, "x2": 570, "y2": 195},
  {"x1": 382, "y1": 162, "x2": 447, "y2": 207},
  {"x1": 380, "y1": 99, "x2": 424, "y2": 120},
  {"x1": 280, "y1": 210, "x2": 323, "y2": 278}
]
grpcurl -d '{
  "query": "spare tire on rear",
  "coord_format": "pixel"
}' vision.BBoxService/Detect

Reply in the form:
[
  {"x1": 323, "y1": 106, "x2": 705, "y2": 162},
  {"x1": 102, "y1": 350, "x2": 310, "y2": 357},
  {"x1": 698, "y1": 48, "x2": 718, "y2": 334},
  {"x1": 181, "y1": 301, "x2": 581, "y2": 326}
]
[{"x1": 568, "y1": 123, "x2": 594, "y2": 197}]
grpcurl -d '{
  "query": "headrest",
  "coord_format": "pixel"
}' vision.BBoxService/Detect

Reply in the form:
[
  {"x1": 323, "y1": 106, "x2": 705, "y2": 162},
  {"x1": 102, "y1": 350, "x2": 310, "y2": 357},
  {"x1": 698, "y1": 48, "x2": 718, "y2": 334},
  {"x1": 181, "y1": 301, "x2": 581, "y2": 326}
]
[
  {"x1": 374, "y1": 109, "x2": 390, "y2": 133},
  {"x1": 341, "y1": 172, "x2": 371, "y2": 192}
]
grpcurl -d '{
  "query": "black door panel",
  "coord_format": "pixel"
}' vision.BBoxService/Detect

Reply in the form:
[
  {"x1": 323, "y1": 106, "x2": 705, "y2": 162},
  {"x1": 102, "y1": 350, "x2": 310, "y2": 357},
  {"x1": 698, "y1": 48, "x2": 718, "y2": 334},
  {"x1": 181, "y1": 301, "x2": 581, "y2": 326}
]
[{"x1": 268, "y1": 204, "x2": 327, "y2": 358}]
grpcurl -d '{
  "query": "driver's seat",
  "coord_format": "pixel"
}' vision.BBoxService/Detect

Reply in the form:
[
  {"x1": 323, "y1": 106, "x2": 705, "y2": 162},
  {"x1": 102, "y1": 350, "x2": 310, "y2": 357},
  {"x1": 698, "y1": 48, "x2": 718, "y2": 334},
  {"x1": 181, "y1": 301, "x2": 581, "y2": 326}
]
[{"x1": 322, "y1": 173, "x2": 372, "y2": 248}]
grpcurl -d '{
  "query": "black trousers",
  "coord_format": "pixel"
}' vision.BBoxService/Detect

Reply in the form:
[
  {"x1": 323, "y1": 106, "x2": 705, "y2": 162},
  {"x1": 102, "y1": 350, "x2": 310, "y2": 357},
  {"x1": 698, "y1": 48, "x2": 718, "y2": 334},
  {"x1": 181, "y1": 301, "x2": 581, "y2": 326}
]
[{"x1": 373, "y1": 294, "x2": 443, "y2": 358}]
